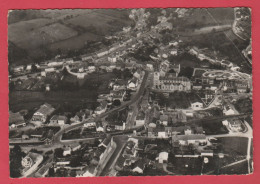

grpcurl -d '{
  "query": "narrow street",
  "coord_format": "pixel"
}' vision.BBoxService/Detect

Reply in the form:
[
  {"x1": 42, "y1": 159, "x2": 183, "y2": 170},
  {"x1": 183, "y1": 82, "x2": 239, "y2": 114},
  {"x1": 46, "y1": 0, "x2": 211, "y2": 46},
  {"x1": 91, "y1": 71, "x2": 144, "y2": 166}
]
[{"x1": 99, "y1": 135, "x2": 128, "y2": 176}]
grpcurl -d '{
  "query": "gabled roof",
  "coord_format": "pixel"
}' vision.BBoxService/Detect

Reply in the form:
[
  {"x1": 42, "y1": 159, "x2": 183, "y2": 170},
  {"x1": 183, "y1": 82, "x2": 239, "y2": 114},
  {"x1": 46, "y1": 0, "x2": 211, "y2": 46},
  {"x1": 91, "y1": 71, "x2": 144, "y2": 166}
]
[
  {"x1": 50, "y1": 115, "x2": 67, "y2": 121},
  {"x1": 101, "y1": 135, "x2": 112, "y2": 147},
  {"x1": 133, "y1": 159, "x2": 146, "y2": 170},
  {"x1": 35, "y1": 103, "x2": 55, "y2": 116}
]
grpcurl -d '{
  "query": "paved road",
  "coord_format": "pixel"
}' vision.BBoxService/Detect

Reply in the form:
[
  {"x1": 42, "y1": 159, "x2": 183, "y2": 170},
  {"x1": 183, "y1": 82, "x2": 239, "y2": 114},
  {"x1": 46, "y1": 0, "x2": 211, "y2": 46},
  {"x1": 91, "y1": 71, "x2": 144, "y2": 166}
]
[
  {"x1": 51, "y1": 71, "x2": 149, "y2": 145},
  {"x1": 186, "y1": 113, "x2": 251, "y2": 124},
  {"x1": 100, "y1": 135, "x2": 128, "y2": 176}
]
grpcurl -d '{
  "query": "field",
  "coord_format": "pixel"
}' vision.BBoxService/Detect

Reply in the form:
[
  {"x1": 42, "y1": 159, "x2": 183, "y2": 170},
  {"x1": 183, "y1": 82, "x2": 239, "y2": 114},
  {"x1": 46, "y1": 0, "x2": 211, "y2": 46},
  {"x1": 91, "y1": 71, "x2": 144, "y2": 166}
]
[
  {"x1": 152, "y1": 91, "x2": 202, "y2": 109},
  {"x1": 65, "y1": 9, "x2": 130, "y2": 33},
  {"x1": 9, "y1": 71, "x2": 116, "y2": 114},
  {"x1": 8, "y1": 9, "x2": 133, "y2": 65},
  {"x1": 217, "y1": 137, "x2": 249, "y2": 156},
  {"x1": 8, "y1": 18, "x2": 53, "y2": 49},
  {"x1": 181, "y1": 8, "x2": 234, "y2": 28},
  {"x1": 48, "y1": 32, "x2": 100, "y2": 51},
  {"x1": 200, "y1": 121, "x2": 229, "y2": 135}
]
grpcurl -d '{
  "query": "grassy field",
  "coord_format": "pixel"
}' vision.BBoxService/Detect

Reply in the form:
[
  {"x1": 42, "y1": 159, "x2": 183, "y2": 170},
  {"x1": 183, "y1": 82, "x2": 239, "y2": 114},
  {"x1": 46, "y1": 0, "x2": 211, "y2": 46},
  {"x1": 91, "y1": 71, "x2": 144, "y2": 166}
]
[
  {"x1": 183, "y1": 8, "x2": 234, "y2": 27},
  {"x1": 153, "y1": 91, "x2": 202, "y2": 109},
  {"x1": 217, "y1": 137, "x2": 249, "y2": 156},
  {"x1": 8, "y1": 18, "x2": 53, "y2": 49},
  {"x1": 8, "y1": 9, "x2": 132, "y2": 65},
  {"x1": 48, "y1": 32, "x2": 100, "y2": 51}
]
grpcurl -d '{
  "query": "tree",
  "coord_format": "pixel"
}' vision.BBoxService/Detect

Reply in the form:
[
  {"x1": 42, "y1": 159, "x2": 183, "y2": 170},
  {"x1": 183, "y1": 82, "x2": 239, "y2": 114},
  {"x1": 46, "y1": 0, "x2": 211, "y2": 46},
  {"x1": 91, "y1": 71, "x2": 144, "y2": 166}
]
[
  {"x1": 10, "y1": 145, "x2": 26, "y2": 178},
  {"x1": 70, "y1": 156, "x2": 81, "y2": 167},
  {"x1": 54, "y1": 148, "x2": 64, "y2": 158},
  {"x1": 113, "y1": 99, "x2": 121, "y2": 106},
  {"x1": 178, "y1": 66, "x2": 194, "y2": 79},
  {"x1": 123, "y1": 68, "x2": 133, "y2": 79},
  {"x1": 31, "y1": 64, "x2": 38, "y2": 73},
  {"x1": 48, "y1": 166, "x2": 55, "y2": 177}
]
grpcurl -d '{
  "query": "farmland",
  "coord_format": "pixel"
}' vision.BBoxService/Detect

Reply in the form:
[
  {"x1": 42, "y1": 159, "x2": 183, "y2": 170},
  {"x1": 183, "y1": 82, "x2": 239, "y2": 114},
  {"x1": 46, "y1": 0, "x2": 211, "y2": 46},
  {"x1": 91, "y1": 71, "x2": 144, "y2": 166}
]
[
  {"x1": 176, "y1": 8, "x2": 234, "y2": 29},
  {"x1": 8, "y1": 9, "x2": 133, "y2": 65}
]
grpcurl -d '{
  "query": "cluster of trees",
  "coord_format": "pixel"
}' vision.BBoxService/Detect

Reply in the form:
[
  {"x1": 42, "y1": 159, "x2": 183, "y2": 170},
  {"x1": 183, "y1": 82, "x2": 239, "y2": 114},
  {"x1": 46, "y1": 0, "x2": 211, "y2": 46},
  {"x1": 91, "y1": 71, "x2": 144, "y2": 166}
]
[
  {"x1": 234, "y1": 97, "x2": 252, "y2": 114},
  {"x1": 112, "y1": 68, "x2": 133, "y2": 80},
  {"x1": 129, "y1": 45, "x2": 157, "y2": 62},
  {"x1": 10, "y1": 145, "x2": 26, "y2": 178}
]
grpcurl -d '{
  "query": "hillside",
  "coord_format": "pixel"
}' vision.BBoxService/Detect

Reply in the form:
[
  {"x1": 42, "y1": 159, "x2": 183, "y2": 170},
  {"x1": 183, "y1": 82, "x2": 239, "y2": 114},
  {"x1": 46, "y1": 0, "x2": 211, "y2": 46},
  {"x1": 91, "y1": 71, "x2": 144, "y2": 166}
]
[{"x1": 8, "y1": 9, "x2": 133, "y2": 65}]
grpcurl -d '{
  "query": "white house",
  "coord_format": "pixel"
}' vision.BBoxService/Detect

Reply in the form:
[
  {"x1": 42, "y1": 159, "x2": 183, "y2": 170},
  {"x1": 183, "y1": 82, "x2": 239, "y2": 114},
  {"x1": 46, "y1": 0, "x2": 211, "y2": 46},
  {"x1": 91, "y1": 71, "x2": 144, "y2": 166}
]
[
  {"x1": 84, "y1": 122, "x2": 96, "y2": 128},
  {"x1": 135, "y1": 112, "x2": 145, "y2": 126},
  {"x1": 170, "y1": 50, "x2": 178, "y2": 56},
  {"x1": 13, "y1": 66, "x2": 24, "y2": 73},
  {"x1": 31, "y1": 103, "x2": 55, "y2": 126},
  {"x1": 45, "y1": 68, "x2": 55, "y2": 73},
  {"x1": 146, "y1": 64, "x2": 154, "y2": 71},
  {"x1": 96, "y1": 126, "x2": 104, "y2": 132},
  {"x1": 162, "y1": 54, "x2": 168, "y2": 59},
  {"x1": 133, "y1": 71, "x2": 141, "y2": 80},
  {"x1": 127, "y1": 80, "x2": 138, "y2": 91},
  {"x1": 224, "y1": 108, "x2": 236, "y2": 116},
  {"x1": 63, "y1": 147, "x2": 72, "y2": 156},
  {"x1": 26, "y1": 65, "x2": 32, "y2": 71},
  {"x1": 41, "y1": 71, "x2": 46, "y2": 77},
  {"x1": 222, "y1": 120, "x2": 229, "y2": 126},
  {"x1": 88, "y1": 66, "x2": 96, "y2": 72},
  {"x1": 172, "y1": 134, "x2": 207, "y2": 146},
  {"x1": 97, "y1": 50, "x2": 109, "y2": 58},
  {"x1": 132, "y1": 160, "x2": 146, "y2": 174},
  {"x1": 223, "y1": 120, "x2": 242, "y2": 132},
  {"x1": 158, "y1": 152, "x2": 168, "y2": 164},
  {"x1": 191, "y1": 102, "x2": 203, "y2": 110},
  {"x1": 76, "y1": 169, "x2": 95, "y2": 177},
  {"x1": 201, "y1": 150, "x2": 214, "y2": 157},
  {"x1": 158, "y1": 131, "x2": 167, "y2": 138},
  {"x1": 108, "y1": 56, "x2": 117, "y2": 63}
]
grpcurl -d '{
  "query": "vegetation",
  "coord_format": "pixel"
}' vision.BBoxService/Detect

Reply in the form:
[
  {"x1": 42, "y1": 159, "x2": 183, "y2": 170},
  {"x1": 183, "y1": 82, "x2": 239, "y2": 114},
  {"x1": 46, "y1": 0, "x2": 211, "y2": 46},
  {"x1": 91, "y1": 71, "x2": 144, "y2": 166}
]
[
  {"x1": 234, "y1": 98, "x2": 252, "y2": 114},
  {"x1": 10, "y1": 145, "x2": 26, "y2": 178}
]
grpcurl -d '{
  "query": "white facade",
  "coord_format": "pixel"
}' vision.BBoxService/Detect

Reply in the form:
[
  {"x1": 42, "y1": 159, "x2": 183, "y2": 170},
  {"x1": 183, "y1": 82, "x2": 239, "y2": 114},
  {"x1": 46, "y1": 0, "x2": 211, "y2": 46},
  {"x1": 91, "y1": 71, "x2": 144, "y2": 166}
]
[
  {"x1": 158, "y1": 152, "x2": 169, "y2": 164},
  {"x1": 191, "y1": 102, "x2": 203, "y2": 110}
]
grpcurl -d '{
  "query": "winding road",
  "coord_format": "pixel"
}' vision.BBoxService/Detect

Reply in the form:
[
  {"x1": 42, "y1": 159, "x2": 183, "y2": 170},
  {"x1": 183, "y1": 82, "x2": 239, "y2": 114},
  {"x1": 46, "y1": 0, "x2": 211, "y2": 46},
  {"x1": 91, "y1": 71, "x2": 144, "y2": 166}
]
[{"x1": 52, "y1": 70, "x2": 149, "y2": 145}]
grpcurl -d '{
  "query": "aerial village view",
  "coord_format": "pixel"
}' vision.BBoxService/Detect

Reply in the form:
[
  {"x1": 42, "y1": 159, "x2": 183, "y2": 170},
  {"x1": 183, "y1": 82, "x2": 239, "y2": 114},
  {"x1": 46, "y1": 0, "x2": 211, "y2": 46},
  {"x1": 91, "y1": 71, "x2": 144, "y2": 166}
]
[{"x1": 8, "y1": 8, "x2": 253, "y2": 177}]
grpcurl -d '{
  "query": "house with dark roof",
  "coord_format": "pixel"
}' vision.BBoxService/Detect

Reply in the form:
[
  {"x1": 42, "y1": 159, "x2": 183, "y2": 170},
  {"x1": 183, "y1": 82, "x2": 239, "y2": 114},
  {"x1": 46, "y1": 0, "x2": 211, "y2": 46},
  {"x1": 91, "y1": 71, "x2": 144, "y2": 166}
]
[
  {"x1": 132, "y1": 160, "x2": 146, "y2": 174},
  {"x1": 50, "y1": 115, "x2": 68, "y2": 126},
  {"x1": 31, "y1": 103, "x2": 55, "y2": 126},
  {"x1": 159, "y1": 114, "x2": 168, "y2": 126},
  {"x1": 99, "y1": 135, "x2": 112, "y2": 149}
]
